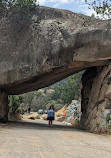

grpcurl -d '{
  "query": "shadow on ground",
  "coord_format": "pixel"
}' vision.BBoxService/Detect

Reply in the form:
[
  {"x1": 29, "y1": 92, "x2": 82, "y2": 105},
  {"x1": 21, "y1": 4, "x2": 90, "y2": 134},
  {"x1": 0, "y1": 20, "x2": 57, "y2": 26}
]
[{"x1": 4, "y1": 120, "x2": 84, "y2": 133}]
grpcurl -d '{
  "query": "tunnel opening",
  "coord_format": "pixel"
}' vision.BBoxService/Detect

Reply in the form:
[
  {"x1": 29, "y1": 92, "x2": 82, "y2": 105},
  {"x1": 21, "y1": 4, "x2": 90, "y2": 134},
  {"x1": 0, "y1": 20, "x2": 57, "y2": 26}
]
[
  {"x1": 6, "y1": 65, "x2": 111, "y2": 133},
  {"x1": 8, "y1": 70, "x2": 83, "y2": 125}
]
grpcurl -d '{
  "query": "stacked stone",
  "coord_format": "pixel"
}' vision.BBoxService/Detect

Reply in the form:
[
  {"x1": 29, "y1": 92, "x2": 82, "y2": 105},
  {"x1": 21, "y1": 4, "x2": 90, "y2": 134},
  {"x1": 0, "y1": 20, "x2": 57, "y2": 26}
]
[{"x1": 66, "y1": 100, "x2": 81, "y2": 123}]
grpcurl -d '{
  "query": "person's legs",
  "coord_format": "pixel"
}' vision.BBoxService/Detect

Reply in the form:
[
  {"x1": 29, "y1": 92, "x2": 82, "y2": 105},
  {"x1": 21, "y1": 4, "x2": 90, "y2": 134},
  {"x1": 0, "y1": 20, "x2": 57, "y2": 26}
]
[
  {"x1": 49, "y1": 118, "x2": 53, "y2": 127},
  {"x1": 49, "y1": 120, "x2": 50, "y2": 126}
]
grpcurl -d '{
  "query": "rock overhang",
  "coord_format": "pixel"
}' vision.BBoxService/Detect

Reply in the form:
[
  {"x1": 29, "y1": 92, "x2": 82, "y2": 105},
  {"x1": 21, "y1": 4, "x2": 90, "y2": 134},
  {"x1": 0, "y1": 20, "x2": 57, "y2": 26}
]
[{"x1": 0, "y1": 6, "x2": 111, "y2": 94}]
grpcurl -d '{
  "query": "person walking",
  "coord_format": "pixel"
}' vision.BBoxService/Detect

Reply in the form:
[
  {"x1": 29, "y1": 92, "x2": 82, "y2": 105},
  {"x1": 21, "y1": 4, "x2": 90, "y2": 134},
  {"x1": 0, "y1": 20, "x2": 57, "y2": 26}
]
[{"x1": 47, "y1": 105, "x2": 55, "y2": 127}]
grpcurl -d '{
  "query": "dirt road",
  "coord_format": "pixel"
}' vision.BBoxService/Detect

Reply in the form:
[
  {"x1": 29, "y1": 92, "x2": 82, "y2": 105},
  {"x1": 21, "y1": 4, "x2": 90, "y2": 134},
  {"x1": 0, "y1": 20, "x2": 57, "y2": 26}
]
[{"x1": 0, "y1": 119, "x2": 111, "y2": 158}]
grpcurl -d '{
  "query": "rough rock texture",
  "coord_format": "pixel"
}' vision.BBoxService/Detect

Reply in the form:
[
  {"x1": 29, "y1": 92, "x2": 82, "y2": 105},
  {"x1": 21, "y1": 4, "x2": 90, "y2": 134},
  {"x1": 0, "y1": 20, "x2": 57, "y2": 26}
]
[
  {"x1": 0, "y1": 6, "x2": 111, "y2": 94},
  {"x1": 66, "y1": 100, "x2": 81, "y2": 122},
  {"x1": 56, "y1": 116, "x2": 65, "y2": 122},
  {"x1": 27, "y1": 112, "x2": 40, "y2": 120},
  {"x1": 81, "y1": 65, "x2": 111, "y2": 132},
  {"x1": 1, "y1": 6, "x2": 111, "y2": 131},
  {"x1": 0, "y1": 89, "x2": 9, "y2": 123},
  {"x1": 42, "y1": 114, "x2": 47, "y2": 120}
]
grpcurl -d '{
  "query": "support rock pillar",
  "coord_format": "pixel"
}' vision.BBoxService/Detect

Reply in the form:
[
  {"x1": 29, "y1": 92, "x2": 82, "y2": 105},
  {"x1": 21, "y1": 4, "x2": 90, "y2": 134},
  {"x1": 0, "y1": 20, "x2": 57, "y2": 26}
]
[
  {"x1": 81, "y1": 65, "x2": 111, "y2": 133},
  {"x1": 0, "y1": 89, "x2": 9, "y2": 123}
]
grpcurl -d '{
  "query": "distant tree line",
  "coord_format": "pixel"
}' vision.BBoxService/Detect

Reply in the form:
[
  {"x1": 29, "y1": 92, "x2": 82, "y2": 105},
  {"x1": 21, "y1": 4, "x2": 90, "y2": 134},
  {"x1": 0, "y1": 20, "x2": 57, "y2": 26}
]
[{"x1": 8, "y1": 72, "x2": 83, "y2": 114}]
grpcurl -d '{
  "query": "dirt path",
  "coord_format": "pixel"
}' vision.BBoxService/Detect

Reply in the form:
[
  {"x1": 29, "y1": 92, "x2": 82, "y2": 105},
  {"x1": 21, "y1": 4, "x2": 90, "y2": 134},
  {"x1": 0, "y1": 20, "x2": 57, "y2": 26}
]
[{"x1": 0, "y1": 119, "x2": 111, "y2": 158}]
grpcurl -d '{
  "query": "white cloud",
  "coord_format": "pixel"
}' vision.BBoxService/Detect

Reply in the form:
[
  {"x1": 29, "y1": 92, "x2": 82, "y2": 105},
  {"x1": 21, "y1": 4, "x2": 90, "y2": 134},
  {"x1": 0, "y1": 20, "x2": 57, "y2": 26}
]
[
  {"x1": 78, "y1": 4, "x2": 96, "y2": 16},
  {"x1": 38, "y1": 0, "x2": 46, "y2": 5},
  {"x1": 84, "y1": 8, "x2": 96, "y2": 16},
  {"x1": 38, "y1": 0, "x2": 76, "y2": 5},
  {"x1": 53, "y1": 3, "x2": 59, "y2": 8},
  {"x1": 49, "y1": 0, "x2": 75, "y2": 3},
  {"x1": 38, "y1": 0, "x2": 87, "y2": 6}
]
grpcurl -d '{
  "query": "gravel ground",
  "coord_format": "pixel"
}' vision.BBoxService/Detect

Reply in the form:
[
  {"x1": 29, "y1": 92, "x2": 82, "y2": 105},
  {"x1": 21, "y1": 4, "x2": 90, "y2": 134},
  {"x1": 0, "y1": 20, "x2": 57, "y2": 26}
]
[{"x1": 0, "y1": 119, "x2": 111, "y2": 158}]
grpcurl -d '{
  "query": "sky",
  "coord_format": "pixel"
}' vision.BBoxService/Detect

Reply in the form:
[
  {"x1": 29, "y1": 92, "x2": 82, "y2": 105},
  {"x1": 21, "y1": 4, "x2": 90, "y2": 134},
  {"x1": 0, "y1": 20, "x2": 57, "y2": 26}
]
[{"x1": 38, "y1": 0, "x2": 96, "y2": 17}]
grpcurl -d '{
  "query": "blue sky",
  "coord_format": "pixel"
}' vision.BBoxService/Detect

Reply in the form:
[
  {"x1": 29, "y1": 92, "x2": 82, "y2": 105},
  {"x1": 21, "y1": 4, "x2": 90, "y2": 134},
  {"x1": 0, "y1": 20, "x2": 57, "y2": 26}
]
[{"x1": 38, "y1": 0, "x2": 96, "y2": 16}]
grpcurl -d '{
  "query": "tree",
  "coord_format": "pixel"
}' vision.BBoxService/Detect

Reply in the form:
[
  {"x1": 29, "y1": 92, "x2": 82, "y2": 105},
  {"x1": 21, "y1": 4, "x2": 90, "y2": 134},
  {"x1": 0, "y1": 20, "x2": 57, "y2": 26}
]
[
  {"x1": 91, "y1": 13, "x2": 95, "y2": 18},
  {"x1": 60, "y1": 72, "x2": 82, "y2": 104},
  {"x1": 85, "y1": 0, "x2": 111, "y2": 18},
  {"x1": 49, "y1": 72, "x2": 83, "y2": 105},
  {"x1": 9, "y1": 95, "x2": 23, "y2": 114},
  {"x1": 31, "y1": 96, "x2": 47, "y2": 111},
  {"x1": 1, "y1": 0, "x2": 37, "y2": 9},
  {"x1": 0, "y1": 0, "x2": 38, "y2": 21}
]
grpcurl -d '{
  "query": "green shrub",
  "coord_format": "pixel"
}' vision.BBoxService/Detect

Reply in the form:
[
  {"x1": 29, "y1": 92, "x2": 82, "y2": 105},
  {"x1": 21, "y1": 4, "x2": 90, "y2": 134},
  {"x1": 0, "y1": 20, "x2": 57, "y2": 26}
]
[
  {"x1": 106, "y1": 115, "x2": 111, "y2": 123},
  {"x1": 1, "y1": 0, "x2": 38, "y2": 22}
]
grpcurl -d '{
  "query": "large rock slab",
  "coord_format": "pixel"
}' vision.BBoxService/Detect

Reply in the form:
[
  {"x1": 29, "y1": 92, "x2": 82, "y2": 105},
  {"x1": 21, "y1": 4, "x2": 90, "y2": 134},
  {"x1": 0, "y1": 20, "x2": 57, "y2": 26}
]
[{"x1": 0, "y1": 6, "x2": 111, "y2": 94}]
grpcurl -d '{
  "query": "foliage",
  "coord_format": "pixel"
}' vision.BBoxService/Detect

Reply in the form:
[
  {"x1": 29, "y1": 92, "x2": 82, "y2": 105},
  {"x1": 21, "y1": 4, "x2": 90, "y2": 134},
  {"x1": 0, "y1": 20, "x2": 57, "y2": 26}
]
[
  {"x1": 85, "y1": 0, "x2": 111, "y2": 18},
  {"x1": 106, "y1": 115, "x2": 111, "y2": 123},
  {"x1": 31, "y1": 95, "x2": 47, "y2": 111},
  {"x1": 8, "y1": 95, "x2": 23, "y2": 114},
  {"x1": 105, "y1": 115, "x2": 111, "y2": 134},
  {"x1": 45, "y1": 100, "x2": 64, "y2": 112},
  {"x1": 0, "y1": 0, "x2": 38, "y2": 21},
  {"x1": 22, "y1": 92, "x2": 35, "y2": 108},
  {"x1": 1, "y1": 0, "x2": 37, "y2": 9},
  {"x1": 49, "y1": 72, "x2": 83, "y2": 105},
  {"x1": 8, "y1": 72, "x2": 83, "y2": 113}
]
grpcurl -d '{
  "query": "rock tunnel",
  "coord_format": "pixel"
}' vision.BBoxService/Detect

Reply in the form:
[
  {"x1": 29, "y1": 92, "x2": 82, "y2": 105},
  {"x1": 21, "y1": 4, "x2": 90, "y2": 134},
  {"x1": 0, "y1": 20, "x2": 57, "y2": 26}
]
[{"x1": 0, "y1": 6, "x2": 111, "y2": 132}]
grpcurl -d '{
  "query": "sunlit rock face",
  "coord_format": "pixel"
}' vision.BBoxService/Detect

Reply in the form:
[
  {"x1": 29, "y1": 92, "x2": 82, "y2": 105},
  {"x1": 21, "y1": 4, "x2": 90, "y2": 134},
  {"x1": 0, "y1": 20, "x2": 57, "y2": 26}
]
[
  {"x1": 1, "y1": 6, "x2": 111, "y2": 130},
  {"x1": 0, "y1": 6, "x2": 111, "y2": 95}
]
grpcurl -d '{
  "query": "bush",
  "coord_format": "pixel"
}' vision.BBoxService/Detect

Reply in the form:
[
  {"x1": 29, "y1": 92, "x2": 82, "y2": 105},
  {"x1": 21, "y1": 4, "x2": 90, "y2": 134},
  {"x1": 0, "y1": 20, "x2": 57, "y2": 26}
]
[{"x1": 1, "y1": 0, "x2": 38, "y2": 22}]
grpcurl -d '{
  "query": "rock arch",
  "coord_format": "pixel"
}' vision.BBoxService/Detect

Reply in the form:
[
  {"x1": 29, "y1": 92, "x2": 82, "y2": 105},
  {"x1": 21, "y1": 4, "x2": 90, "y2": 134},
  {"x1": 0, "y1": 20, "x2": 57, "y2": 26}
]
[{"x1": 0, "y1": 6, "x2": 111, "y2": 131}]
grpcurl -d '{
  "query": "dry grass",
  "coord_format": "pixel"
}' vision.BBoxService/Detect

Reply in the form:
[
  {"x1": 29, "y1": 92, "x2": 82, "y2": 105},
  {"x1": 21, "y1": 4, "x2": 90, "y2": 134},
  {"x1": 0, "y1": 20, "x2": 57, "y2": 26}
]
[
  {"x1": 0, "y1": 124, "x2": 7, "y2": 132},
  {"x1": 8, "y1": 113, "x2": 22, "y2": 121},
  {"x1": 70, "y1": 120, "x2": 80, "y2": 127}
]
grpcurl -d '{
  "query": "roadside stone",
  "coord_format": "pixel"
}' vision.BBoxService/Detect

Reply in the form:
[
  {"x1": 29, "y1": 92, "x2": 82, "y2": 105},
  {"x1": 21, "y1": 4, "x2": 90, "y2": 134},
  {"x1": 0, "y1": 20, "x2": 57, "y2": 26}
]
[
  {"x1": 66, "y1": 100, "x2": 81, "y2": 123},
  {"x1": 23, "y1": 112, "x2": 40, "y2": 120},
  {"x1": 35, "y1": 115, "x2": 40, "y2": 119},
  {"x1": 56, "y1": 116, "x2": 65, "y2": 122},
  {"x1": 42, "y1": 114, "x2": 47, "y2": 120}
]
